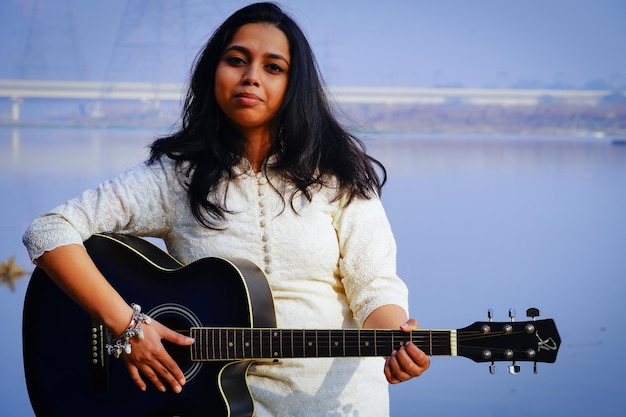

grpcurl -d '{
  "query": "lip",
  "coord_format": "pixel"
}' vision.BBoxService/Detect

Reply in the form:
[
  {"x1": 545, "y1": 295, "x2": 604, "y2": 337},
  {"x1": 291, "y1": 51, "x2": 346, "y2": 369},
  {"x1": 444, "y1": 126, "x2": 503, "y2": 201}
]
[{"x1": 234, "y1": 92, "x2": 263, "y2": 106}]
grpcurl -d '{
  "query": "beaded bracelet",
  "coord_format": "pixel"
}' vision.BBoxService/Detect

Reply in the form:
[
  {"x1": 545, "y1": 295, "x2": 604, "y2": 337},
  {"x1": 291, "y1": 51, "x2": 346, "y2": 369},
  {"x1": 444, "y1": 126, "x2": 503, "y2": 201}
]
[{"x1": 105, "y1": 303, "x2": 152, "y2": 358}]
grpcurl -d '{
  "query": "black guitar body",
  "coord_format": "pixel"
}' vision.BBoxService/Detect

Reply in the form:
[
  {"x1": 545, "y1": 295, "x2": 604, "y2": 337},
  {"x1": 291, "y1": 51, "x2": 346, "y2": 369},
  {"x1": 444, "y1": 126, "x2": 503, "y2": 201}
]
[{"x1": 23, "y1": 234, "x2": 276, "y2": 417}]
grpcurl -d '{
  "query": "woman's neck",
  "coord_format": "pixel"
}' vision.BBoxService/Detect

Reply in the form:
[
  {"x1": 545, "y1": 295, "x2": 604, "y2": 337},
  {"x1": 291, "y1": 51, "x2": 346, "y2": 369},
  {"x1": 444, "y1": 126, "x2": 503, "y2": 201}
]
[{"x1": 242, "y1": 130, "x2": 272, "y2": 173}]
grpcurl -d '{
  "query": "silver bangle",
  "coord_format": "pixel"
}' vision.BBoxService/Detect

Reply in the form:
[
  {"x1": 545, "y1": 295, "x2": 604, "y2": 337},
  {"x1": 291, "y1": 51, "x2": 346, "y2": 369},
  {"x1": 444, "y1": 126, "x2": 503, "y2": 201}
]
[{"x1": 105, "y1": 303, "x2": 152, "y2": 358}]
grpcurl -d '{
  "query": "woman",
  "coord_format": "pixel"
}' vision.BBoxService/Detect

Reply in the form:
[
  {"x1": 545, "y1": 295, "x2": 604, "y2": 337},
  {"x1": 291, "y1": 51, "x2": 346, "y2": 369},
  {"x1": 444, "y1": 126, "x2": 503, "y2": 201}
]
[{"x1": 23, "y1": 2, "x2": 429, "y2": 415}]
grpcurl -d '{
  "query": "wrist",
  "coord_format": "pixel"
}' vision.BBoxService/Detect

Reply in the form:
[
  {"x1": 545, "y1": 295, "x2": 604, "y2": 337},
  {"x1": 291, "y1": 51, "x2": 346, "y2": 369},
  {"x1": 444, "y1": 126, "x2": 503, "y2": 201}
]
[
  {"x1": 106, "y1": 303, "x2": 152, "y2": 358},
  {"x1": 104, "y1": 304, "x2": 136, "y2": 337}
]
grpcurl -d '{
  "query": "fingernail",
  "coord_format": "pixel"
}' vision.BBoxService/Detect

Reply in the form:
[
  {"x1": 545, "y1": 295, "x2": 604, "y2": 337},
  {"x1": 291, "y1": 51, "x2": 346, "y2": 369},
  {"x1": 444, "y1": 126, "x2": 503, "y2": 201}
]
[
  {"x1": 174, "y1": 385, "x2": 182, "y2": 394},
  {"x1": 159, "y1": 386, "x2": 166, "y2": 393},
  {"x1": 179, "y1": 377, "x2": 186, "y2": 386},
  {"x1": 187, "y1": 337, "x2": 195, "y2": 343}
]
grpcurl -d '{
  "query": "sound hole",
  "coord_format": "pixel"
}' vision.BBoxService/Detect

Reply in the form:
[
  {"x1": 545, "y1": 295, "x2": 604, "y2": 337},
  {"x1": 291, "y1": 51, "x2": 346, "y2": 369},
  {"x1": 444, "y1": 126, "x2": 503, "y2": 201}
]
[
  {"x1": 160, "y1": 316, "x2": 192, "y2": 368},
  {"x1": 147, "y1": 303, "x2": 203, "y2": 382}
]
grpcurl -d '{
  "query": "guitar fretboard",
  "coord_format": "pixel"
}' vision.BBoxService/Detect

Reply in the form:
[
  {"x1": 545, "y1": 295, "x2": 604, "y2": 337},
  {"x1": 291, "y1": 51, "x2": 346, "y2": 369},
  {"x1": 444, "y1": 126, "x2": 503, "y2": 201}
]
[{"x1": 189, "y1": 328, "x2": 456, "y2": 361}]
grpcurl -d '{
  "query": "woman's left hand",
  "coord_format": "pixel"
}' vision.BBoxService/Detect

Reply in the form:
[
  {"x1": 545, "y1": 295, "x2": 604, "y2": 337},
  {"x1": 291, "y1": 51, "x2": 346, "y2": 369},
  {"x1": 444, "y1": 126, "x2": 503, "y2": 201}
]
[{"x1": 384, "y1": 318, "x2": 430, "y2": 384}]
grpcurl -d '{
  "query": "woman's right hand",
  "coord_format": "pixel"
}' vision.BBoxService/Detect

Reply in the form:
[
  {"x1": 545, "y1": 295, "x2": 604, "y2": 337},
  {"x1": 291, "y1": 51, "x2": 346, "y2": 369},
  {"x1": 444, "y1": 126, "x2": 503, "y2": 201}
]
[
  {"x1": 35, "y1": 245, "x2": 195, "y2": 394},
  {"x1": 121, "y1": 319, "x2": 195, "y2": 393}
]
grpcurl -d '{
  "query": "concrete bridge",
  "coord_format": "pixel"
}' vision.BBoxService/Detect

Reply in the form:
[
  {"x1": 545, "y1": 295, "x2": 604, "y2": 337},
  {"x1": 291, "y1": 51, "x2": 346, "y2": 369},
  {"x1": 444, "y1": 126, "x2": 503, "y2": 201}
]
[{"x1": 0, "y1": 79, "x2": 616, "y2": 122}]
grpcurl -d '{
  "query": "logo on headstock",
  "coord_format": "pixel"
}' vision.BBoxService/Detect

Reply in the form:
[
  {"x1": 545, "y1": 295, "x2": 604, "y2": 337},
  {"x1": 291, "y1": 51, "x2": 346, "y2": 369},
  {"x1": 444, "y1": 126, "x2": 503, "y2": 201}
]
[{"x1": 536, "y1": 331, "x2": 558, "y2": 352}]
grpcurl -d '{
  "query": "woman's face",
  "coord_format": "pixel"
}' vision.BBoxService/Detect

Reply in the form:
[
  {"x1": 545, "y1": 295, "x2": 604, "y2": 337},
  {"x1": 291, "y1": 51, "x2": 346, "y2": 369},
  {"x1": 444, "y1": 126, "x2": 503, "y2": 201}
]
[{"x1": 215, "y1": 23, "x2": 290, "y2": 141}]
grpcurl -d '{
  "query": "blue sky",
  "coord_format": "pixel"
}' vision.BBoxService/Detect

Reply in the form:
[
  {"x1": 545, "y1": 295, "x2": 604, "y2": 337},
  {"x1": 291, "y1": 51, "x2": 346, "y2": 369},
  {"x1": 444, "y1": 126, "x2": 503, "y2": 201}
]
[{"x1": 1, "y1": 0, "x2": 625, "y2": 89}]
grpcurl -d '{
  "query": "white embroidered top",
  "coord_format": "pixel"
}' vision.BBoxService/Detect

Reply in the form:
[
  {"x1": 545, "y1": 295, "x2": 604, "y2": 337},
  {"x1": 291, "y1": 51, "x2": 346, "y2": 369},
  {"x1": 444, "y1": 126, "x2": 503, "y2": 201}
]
[{"x1": 23, "y1": 157, "x2": 409, "y2": 417}]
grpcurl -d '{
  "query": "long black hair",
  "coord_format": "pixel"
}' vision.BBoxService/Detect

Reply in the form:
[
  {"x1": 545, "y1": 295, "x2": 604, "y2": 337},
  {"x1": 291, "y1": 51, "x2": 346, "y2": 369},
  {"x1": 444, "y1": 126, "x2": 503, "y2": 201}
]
[{"x1": 150, "y1": 2, "x2": 386, "y2": 228}]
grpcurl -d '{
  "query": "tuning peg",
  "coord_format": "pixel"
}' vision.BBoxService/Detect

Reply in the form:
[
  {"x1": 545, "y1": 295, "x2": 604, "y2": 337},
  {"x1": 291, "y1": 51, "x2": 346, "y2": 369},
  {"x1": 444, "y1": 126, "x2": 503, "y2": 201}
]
[
  {"x1": 487, "y1": 308, "x2": 493, "y2": 322},
  {"x1": 508, "y1": 362, "x2": 521, "y2": 375},
  {"x1": 489, "y1": 361, "x2": 496, "y2": 375},
  {"x1": 508, "y1": 308, "x2": 516, "y2": 322},
  {"x1": 526, "y1": 307, "x2": 540, "y2": 321}
]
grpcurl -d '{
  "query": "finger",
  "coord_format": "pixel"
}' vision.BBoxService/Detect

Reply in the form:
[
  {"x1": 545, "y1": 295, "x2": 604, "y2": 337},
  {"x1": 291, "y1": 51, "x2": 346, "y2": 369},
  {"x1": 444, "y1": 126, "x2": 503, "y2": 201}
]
[
  {"x1": 384, "y1": 352, "x2": 402, "y2": 384},
  {"x1": 161, "y1": 326, "x2": 195, "y2": 347},
  {"x1": 386, "y1": 348, "x2": 411, "y2": 384},
  {"x1": 125, "y1": 362, "x2": 147, "y2": 392},
  {"x1": 159, "y1": 349, "x2": 188, "y2": 389},
  {"x1": 137, "y1": 341, "x2": 185, "y2": 393},
  {"x1": 136, "y1": 362, "x2": 168, "y2": 393},
  {"x1": 405, "y1": 342, "x2": 431, "y2": 370},
  {"x1": 400, "y1": 318, "x2": 419, "y2": 332},
  {"x1": 385, "y1": 342, "x2": 430, "y2": 383},
  {"x1": 126, "y1": 342, "x2": 183, "y2": 393},
  {"x1": 152, "y1": 327, "x2": 192, "y2": 387},
  {"x1": 152, "y1": 360, "x2": 184, "y2": 394},
  {"x1": 396, "y1": 342, "x2": 429, "y2": 377}
]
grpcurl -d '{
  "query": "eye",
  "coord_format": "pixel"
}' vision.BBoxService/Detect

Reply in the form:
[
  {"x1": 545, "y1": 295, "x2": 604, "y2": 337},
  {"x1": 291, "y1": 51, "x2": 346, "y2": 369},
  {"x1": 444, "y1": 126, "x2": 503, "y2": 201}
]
[
  {"x1": 265, "y1": 63, "x2": 285, "y2": 73},
  {"x1": 224, "y1": 55, "x2": 246, "y2": 66}
]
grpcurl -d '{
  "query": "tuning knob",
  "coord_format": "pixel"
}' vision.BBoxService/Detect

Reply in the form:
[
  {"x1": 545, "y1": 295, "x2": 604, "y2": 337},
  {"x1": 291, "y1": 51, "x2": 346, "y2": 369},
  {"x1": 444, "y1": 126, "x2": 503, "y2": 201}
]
[
  {"x1": 508, "y1": 362, "x2": 521, "y2": 375},
  {"x1": 526, "y1": 307, "x2": 540, "y2": 321}
]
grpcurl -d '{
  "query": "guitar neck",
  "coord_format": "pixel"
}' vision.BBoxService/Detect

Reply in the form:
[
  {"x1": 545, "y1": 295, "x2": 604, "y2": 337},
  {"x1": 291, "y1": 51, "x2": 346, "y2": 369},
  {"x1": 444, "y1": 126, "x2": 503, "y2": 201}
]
[{"x1": 190, "y1": 328, "x2": 455, "y2": 361}]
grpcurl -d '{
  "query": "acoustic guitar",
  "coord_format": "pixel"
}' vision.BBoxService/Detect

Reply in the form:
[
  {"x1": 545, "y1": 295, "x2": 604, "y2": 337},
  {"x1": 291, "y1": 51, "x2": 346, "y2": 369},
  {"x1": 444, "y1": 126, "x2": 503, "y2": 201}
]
[{"x1": 22, "y1": 233, "x2": 561, "y2": 417}]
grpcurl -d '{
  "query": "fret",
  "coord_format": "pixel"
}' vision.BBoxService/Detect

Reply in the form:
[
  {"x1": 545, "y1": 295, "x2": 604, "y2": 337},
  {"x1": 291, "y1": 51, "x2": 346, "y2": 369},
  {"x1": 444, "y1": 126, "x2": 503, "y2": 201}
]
[
  {"x1": 239, "y1": 329, "x2": 245, "y2": 358},
  {"x1": 281, "y1": 329, "x2": 293, "y2": 358},
  {"x1": 429, "y1": 329, "x2": 432, "y2": 356},
  {"x1": 207, "y1": 329, "x2": 213, "y2": 359},
  {"x1": 248, "y1": 329, "x2": 253, "y2": 358},
  {"x1": 360, "y1": 330, "x2": 376, "y2": 356},
  {"x1": 241, "y1": 329, "x2": 251, "y2": 359},
  {"x1": 431, "y1": 330, "x2": 452, "y2": 356},
  {"x1": 330, "y1": 330, "x2": 344, "y2": 357},
  {"x1": 298, "y1": 329, "x2": 306, "y2": 358},
  {"x1": 289, "y1": 330, "x2": 305, "y2": 358},
  {"x1": 249, "y1": 328, "x2": 259, "y2": 359},
  {"x1": 389, "y1": 331, "x2": 404, "y2": 353},
  {"x1": 344, "y1": 330, "x2": 359, "y2": 356},
  {"x1": 317, "y1": 330, "x2": 330, "y2": 357},
  {"x1": 226, "y1": 329, "x2": 235, "y2": 359},
  {"x1": 304, "y1": 330, "x2": 316, "y2": 357},
  {"x1": 218, "y1": 328, "x2": 223, "y2": 359},
  {"x1": 271, "y1": 330, "x2": 281, "y2": 358},
  {"x1": 261, "y1": 329, "x2": 272, "y2": 359},
  {"x1": 190, "y1": 328, "x2": 198, "y2": 360}
]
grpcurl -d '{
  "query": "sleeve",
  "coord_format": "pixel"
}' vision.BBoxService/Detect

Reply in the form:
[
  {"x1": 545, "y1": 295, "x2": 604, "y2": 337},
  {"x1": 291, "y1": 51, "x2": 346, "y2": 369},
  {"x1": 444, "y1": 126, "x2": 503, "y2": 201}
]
[
  {"x1": 333, "y1": 195, "x2": 409, "y2": 327},
  {"x1": 22, "y1": 160, "x2": 176, "y2": 262}
]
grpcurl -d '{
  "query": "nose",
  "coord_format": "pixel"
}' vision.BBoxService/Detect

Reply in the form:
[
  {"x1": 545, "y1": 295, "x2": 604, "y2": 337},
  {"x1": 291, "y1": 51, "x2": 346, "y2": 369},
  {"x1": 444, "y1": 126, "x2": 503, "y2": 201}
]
[{"x1": 242, "y1": 64, "x2": 260, "y2": 86}]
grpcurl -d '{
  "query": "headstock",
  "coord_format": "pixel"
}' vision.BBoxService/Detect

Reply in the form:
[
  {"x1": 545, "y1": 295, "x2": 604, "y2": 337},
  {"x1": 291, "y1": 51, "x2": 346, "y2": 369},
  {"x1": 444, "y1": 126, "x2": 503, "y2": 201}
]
[{"x1": 457, "y1": 308, "x2": 561, "y2": 374}]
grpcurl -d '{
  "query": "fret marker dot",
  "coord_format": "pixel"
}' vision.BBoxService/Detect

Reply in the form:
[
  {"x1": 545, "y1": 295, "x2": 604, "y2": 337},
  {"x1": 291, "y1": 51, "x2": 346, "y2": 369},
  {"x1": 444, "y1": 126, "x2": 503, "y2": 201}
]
[
  {"x1": 308, "y1": 342, "x2": 313, "y2": 346},
  {"x1": 334, "y1": 342, "x2": 339, "y2": 346},
  {"x1": 274, "y1": 352, "x2": 278, "y2": 356},
  {"x1": 365, "y1": 342, "x2": 370, "y2": 346},
  {"x1": 273, "y1": 332, "x2": 278, "y2": 337},
  {"x1": 229, "y1": 342, "x2": 234, "y2": 347}
]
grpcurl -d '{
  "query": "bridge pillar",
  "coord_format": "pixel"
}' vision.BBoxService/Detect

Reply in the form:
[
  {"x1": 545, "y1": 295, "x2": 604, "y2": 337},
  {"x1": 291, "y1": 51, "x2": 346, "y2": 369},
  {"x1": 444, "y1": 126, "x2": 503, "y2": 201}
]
[{"x1": 11, "y1": 97, "x2": 22, "y2": 122}]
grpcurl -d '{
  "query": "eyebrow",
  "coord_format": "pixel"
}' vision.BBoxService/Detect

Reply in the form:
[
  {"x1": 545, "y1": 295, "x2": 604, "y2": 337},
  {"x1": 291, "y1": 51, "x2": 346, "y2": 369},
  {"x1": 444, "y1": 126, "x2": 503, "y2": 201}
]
[{"x1": 224, "y1": 45, "x2": 290, "y2": 66}]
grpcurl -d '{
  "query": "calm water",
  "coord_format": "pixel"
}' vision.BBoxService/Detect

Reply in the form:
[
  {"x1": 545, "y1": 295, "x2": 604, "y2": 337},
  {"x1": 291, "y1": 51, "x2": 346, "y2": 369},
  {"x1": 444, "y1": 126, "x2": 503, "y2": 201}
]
[{"x1": 1, "y1": 127, "x2": 625, "y2": 416}]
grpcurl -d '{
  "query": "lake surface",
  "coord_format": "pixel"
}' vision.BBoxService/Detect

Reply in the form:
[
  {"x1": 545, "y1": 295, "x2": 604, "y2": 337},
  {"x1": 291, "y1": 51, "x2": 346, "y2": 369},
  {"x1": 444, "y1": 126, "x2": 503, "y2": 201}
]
[{"x1": 1, "y1": 127, "x2": 625, "y2": 416}]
